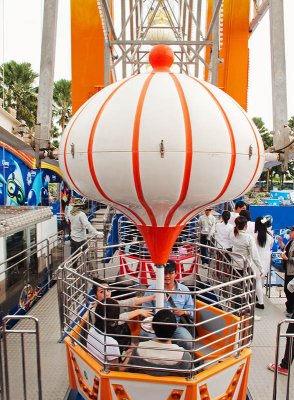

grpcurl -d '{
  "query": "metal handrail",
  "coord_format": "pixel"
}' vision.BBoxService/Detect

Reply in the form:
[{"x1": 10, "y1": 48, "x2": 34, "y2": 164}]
[
  {"x1": 0, "y1": 230, "x2": 64, "y2": 321},
  {"x1": 272, "y1": 318, "x2": 293, "y2": 400},
  {"x1": 58, "y1": 239, "x2": 255, "y2": 376},
  {"x1": 266, "y1": 252, "x2": 285, "y2": 299},
  {"x1": 1, "y1": 315, "x2": 42, "y2": 400},
  {"x1": 0, "y1": 230, "x2": 62, "y2": 270}
]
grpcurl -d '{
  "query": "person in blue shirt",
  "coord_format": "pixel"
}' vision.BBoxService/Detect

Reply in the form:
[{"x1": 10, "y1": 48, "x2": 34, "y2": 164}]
[{"x1": 140, "y1": 260, "x2": 194, "y2": 350}]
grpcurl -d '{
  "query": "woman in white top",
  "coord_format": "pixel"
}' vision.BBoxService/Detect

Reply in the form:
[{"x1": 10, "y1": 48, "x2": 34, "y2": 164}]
[
  {"x1": 215, "y1": 211, "x2": 233, "y2": 250},
  {"x1": 239, "y1": 210, "x2": 255, "y2": 236},
  {"x1": 87, "y1": 298, "x2": 132, "y2": 368},
  {"x1": 229, "y1": 216, "x2": 264, "y2": 276},
  {"x1": 254, "y1": 217, "x2": 274, "y2": 309}
]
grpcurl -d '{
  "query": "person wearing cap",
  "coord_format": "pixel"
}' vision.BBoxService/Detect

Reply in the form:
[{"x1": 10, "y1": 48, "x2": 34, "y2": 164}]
[
  {"x1": 198, "y1": 208, "x2": 216, "y2": 267},
  {"x1": 140, "y1": 260, "x2": 194, "y2": 350},
  {"x1": 277, "y1": 226, "x2": 294, "y2": 316},
  {"x1": 68, "y1": 198, "x2": 103, "y2": 257}
]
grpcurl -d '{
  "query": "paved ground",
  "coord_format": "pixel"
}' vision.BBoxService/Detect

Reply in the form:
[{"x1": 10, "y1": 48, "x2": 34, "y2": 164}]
[
  {"x1": 248, "y1": 294, "x2": 293, "y2": 399},
  {"x1": 2, "y1": 286, "x2": 68, "y2": 400}
]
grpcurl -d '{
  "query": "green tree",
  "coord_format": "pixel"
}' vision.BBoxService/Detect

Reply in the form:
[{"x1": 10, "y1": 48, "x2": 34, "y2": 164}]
[
  {"x1": 52, "y1": 79, "x2": 72, "y2": 133},
  {"x1": 288, "y1": 115, "x2": 294, "y2": 134},
  {"x1": 0, "y1": 61, "x2": 38, "y2": 128},
  {"x1": 252, "y1": 117, "x2": 273, "y2": 150},
  {"x1": 253, "y1": 116, "x2": 294, "y2": 189}
]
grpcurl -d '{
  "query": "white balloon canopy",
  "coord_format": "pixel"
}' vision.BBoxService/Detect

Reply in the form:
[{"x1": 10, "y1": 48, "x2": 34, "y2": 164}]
[{"x1": 59, "y1": 45, "x2": 264, "y2": 264}]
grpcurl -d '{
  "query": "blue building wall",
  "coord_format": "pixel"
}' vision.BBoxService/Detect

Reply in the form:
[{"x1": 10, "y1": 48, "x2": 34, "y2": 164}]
[
  {"x1": 0, "y1": 143, "x2": 70, "y2": 215},
  {"x1": 249, "y1": 205, "x2": 294, "y2": 232}
]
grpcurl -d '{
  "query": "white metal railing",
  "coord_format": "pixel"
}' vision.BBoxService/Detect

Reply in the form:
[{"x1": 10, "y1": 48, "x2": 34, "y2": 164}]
[
  {"x1": 272, "y1": 318, "x2": 294, "y2": 400},
  {"x1": 57, "y1": 239, "x2": 255, "y2": 377},
  {"x1": 0, "y1": 315, "x2": 42, "y2": 400},
  {"x1": 266, "y1": 252, "x2": 285, "y2": 299},
  {"x1": 0, "y1": 231, "x2": 64, "y2": 320}
]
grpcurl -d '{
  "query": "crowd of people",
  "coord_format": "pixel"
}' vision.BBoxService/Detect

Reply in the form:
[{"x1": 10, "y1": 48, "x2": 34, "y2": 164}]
[
  {"x1": 86, "y1": 260, "x2": 194, "y2": 375},
  {"x1": 199, "y1": 201, "x2": 294, "y2": 377},
  {"x1": 66, "y1": 197, "x2": 294, "y2": 378}
]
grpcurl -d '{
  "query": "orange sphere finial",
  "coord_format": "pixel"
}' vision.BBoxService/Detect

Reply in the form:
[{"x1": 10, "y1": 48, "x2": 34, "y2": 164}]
[{"x1": 149, "y1": 45, "x2": 174, "y2": 71}]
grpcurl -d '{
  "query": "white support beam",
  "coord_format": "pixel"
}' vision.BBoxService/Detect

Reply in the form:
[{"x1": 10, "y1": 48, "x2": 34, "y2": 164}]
[
  {"x1": 249, "y1": 0, "x2": 269, "y2": 33},
  {"x1": 269, "y1": 0, "x2": 289, "y2": 161},
  {"x1": 36, "y1": 0, "x2": 58, "y2": 167}
]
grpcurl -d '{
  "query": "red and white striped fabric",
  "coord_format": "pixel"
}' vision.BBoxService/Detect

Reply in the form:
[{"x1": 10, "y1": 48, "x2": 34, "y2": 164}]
[{"x1": 59, "y1": 45, "x2": 264, "y2": 263}]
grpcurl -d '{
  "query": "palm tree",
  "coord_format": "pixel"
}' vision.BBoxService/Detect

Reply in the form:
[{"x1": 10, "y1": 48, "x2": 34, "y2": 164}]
[
  {"x1": 0, "y1": 61, "x2": 38, "y2": 128},
  {"x1": 52, "y1": 79, "x2": 72, "y2": 133}
]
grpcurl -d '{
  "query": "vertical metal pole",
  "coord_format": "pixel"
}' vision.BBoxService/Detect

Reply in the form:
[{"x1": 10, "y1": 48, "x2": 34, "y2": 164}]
[
  {"x1": 61, "y1": 267, "x2": 66, "y2": 335},
  {"x1": 57, "y1": 267, "x2": 64, "y2": 338},
  {"x1": 2, "y1": 320, "x2": 10, "y2": 400},
  {"x1": 35, "y1": 320, "x2": 43, "y2": 400},
  {"x1": 46, "y1": 239, "x2": 51, "y2": 288},
  {"x1": 20, "y1": 333, "x2": 27, "y2": 400},
  {"x1": 25, "y1": 227, "x2": 31, "y2": 284},
  {"x1": 210, "y1": 0, "x2": 219, "y2": 86},
  {"x1": 104, "y1": 40, "x2": 111, "y2": 86},
  {"x1": 0, "y1": 336, "x2": 4, "y2": 400},
  {"x1": 35, "y1": 0, "x2": 59, "y2": 167},
  {"x1": 194, "y1": 0, "x2": 202, "y2": 77},
  {"x1": 121, "y1": 0, "x2": 127, "y2": 78},
  {"x1": 155, "y1": 264, "x2": 165, "y2": 309},
  {"x1": 286, "y1": 336, "x2": 292, "y2": 400},
  {"x1": 272, "y1": 322, "x2": 282, "y2": 400},
  {"x1": 269, "y1": 0, "x2": 289, "y2": 161}
]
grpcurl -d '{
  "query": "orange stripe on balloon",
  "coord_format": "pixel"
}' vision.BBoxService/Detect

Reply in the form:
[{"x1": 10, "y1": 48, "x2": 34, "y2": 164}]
[
  {"x1": 132, "y1": 74, "x2": 157, "y2": 227},
  {"x1": 177, "y1": 77, "x2": 237, "y2": 226},
  {"x1": 164, "y1": 74, "x2": 192, "y2": 227},
  {"x1": 88, "y1": 77, "x2": 145, "y2": 226},
  {"x1": 63, "y1": 95, "x2": 97, "y2": 196}
]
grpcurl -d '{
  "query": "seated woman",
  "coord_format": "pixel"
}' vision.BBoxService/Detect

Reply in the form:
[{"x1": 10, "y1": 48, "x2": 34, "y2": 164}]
[
  {"x1": 89, "y1": 277, "x2": 154, "y2": 323},
  {"x1": 87, "y1": 298, "x2": 132, "y2": 367}
]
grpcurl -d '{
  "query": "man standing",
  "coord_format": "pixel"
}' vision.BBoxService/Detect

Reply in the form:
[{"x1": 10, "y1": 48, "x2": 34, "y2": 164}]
[
  {"x1": 277, "y1": 227, "x2": 294, "y2": 316},
  {"x1": 198, "y1": 208, "x2": 216, "y2": 267},
  {"x1": 228, "y1": 200, "x2": 247, "y2": 225},
  {"x1": 68, "y1": 198, "x2": 103, "y2": 256}
]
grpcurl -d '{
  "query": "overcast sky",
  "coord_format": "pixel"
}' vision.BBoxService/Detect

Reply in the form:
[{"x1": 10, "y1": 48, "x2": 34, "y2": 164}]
[{"x1": 0, "y1": 0, "x2": 294, "y2": 131}]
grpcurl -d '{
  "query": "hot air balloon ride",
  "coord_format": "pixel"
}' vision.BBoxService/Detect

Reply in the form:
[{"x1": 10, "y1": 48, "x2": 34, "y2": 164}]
[{"x1": 59, "y1": 44, "x2": 264, "y2": 306}]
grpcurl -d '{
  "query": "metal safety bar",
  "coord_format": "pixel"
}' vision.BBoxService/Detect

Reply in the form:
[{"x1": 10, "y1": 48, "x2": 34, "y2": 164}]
[
  {"x1": 272, "y1": 318, "x2": 294, "y2": 400},
  {"x1": 58, "y1": 238, "x2": 255, "y2": 378},
  {"x1": 0, "y1": 231, "x2": 64, "y2": 320},
  {"x1": 266, "y1": 252, "x2": 286, "y2": 299},
  {"x1": 0, "y1": 315, "x2": 42, "y2": 400}
]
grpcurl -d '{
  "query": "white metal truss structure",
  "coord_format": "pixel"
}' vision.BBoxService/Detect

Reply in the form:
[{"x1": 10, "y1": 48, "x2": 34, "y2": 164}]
[{"x1": 96, "y1": 0, "x2": 224, "y2": 82}]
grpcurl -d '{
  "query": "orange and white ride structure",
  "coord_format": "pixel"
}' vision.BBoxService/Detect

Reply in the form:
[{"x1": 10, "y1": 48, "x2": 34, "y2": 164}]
[
  {"x1": 59, "y1": 45, "x2": 264, "y2": 265},
  {"x1": 59, "y1": 45, "x2": 263, "y2": 400}
]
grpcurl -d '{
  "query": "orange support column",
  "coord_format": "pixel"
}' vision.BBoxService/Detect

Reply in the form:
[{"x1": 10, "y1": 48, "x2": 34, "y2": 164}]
[
  {"x1": 71, "y1": 0, "x2": 105, "y2": 113},
  {"x1": 205, "y1": 0, "x2": 250, "y2": 111}
]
